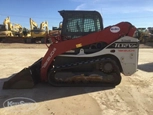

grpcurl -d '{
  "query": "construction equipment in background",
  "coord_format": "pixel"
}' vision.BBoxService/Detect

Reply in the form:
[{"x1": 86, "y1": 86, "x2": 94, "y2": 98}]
[
  {"x1": 24, "y1": 18, "x2": 49, "y2": 43},
  {"x1": 0, "y1": 17, "x2": 23, "y2": 37},
  {"x1": 0, "y1": 24, "x2": 10, "y2": 42},
  {"x1": 0, "y1": 17, "x2": 26, "y2": 43},
  {"x1": 137, "y1": 28, "x2": 150, "y2": 44},
  {"x1": 0, "y1": 17, "x2": 13, "y2": 38},
  {"x1": 12, "y1": 23, "x2": 23, "y2": 37},
  {"x1": 147, "y1": 27, "x2": 153, "y2": 42},
  {"x1": 3, "y1": 10, "x2": 139, "y2": 89},
  {"x1": 52, "y1": 22, "x2": 62, "y2": 31},
  {"x1": 49, "y1": 22, "x2": 62, "y2": 38}
]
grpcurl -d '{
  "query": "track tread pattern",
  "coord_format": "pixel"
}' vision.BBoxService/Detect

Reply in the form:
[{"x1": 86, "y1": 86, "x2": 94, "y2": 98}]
[{"x1": 48, "y1": 58, "x2": 122, "y2": 87}]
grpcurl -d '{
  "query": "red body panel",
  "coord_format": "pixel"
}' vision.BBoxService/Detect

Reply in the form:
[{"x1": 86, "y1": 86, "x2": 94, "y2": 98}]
[{"x1": 41, "y1": 22, "x2": 136, "y2": 81}]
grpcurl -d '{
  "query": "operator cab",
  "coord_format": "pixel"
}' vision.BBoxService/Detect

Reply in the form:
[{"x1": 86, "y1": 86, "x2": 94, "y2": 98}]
[
  {"x1": 59, "y1": 10, "x2": 103, "y2": 40},
  {"x1": 58, "y1": 10, "x2": 106, "y2": 54}
]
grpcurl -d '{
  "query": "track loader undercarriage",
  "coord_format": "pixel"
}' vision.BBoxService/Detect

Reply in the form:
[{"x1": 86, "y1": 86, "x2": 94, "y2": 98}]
[
  {"x1": 48, "y1": 57, "x2": 121, "y2": 87},
  {"x1": 3, "y1": 56, "x2": 121, "y2": 89}
]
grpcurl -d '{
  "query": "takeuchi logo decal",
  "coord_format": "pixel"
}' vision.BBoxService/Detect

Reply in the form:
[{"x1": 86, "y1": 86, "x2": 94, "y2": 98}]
[
  {"x1": 110, "y1": 26, "x2": 120, "y2": 33},
  {"x1": 42, "y1": 47, "x2": 57, "y2": 68},
  {"x1": 3, "y1": 97, "x2": 37, "y2": 111}
]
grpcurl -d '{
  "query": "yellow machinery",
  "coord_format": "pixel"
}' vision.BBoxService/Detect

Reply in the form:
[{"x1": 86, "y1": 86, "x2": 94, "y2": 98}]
[
  {"x1": 0, "y1": 17, "x2": 49, "y2": 43},
  {"x1": 0, "y1": 17, "x2": 23, "y2": 37},
  {"x1": 0, "y1": 17, "x2": 26, "y2": 42},
  {"x1": 24, "y1": 18, "x2": 48, "y2": 43},
  {"x1": 0, "y1": 17, "x2": 13, "y2": 38},
  {"x1": 12, "y1": 23, "x2": 23, "y2": 37}
]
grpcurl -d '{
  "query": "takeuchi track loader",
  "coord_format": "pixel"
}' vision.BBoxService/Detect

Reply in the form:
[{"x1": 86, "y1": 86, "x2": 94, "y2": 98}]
[{"x1": 3, "y1": 10, "x2": 139, "y2": 89}]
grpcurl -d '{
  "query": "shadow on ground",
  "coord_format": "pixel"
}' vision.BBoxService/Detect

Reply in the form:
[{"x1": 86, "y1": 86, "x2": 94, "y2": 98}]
[
  {"x1": 0, "y1": 76, "x2": 114, "y2": 109},
  {"x1": 138, "y1": 62, "x2": 153, "y2": 72}
]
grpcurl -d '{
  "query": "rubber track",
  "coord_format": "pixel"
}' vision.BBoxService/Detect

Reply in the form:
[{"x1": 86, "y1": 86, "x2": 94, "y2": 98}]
[{"x1": 48, "y1": 58, "x2": 122, "y2": 87}]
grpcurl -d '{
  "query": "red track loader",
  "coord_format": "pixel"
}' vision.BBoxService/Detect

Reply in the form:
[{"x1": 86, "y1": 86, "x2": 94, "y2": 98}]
[{"x1": 3, "y1": 10, "x2": 139, "y2": 89}]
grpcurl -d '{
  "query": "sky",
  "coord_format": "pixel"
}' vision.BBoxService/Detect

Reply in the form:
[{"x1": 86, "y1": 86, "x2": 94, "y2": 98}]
[{"x1": 0, "y1": 0, "x2": 153, "y2": 30}]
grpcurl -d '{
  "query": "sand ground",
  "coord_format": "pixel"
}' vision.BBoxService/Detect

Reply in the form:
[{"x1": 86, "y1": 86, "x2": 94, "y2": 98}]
[{"x1": 0, "y1": 43, "x2": 153, "y2": 115}]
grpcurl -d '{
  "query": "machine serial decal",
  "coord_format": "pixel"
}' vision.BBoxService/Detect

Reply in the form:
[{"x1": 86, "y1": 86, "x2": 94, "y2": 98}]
[
  {"x1": 42, "y1": 48, "x2": 57, "y2": 68},
  {"x1": 107, "y1": 42, "x2": 139, "y2": 48},
  {"x1": 110, "y1": 26, "x2": 120, "y2": 33}
]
